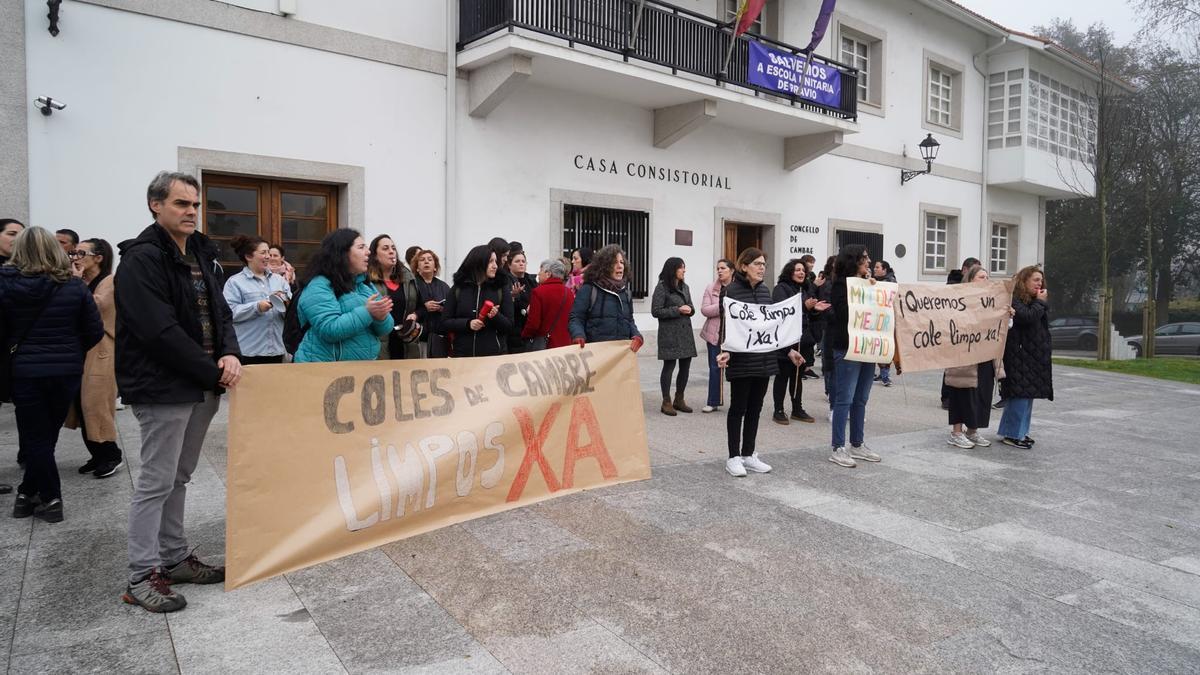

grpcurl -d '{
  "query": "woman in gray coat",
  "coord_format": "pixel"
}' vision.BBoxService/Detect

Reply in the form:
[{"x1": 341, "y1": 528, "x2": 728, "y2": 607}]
[{"x1": 651, "y1": 257, "x2": 697, "y2": 415}]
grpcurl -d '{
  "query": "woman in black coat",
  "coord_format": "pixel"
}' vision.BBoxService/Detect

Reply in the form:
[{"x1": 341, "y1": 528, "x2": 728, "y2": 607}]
[
  {"x1": 506, "y1": 249, "x2": 538, "y2": 354},
  {"x1": 998, "y1": 265, "x2": 1053, "y2": 448},
  {"x1": 770, "y1": 259, "x2": 827, "y2": 425},
  {"x1": 716, "y1": 248, "x2": 775, "y2": 477},
  {"x1": 651, "y1": 257, "x2": 697, "y2": 416},
  {"x1": 0, "y1": 227, "x2": 104, "y2": 522},
  {"x1": 827, "y1": 245, "x2": 884, "y2": 469},
  {"x1": 411, "y1": 248, "x2": 451, "y2": 357},
  {"x1": 442, "y1": 245, "x2": 514, "y2": 358}
]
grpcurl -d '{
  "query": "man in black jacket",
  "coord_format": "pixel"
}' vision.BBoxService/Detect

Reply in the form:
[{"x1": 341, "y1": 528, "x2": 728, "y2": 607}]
[{"x1": 116, "y1": 171, "x2": 241, "y2": 614}]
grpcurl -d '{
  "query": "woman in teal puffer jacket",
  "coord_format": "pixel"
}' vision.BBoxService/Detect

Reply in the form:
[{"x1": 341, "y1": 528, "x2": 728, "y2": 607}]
[{"x1": 294, "y1": 229, "x2": 395, "y2": 363}]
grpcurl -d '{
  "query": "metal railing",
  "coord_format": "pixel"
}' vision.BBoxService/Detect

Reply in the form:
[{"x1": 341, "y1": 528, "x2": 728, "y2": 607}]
[{"x1": 459, "y1": 0, "x2": 858, "y2": 122}]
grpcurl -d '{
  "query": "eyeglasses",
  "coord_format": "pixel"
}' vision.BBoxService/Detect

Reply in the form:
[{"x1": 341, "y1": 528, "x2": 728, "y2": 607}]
[
  {"x1": 69, "y1": 251, "x2": 97, "y2": 259},
  {"x1": 748, "y1": 261, "x2": 767, "y2": 268}
]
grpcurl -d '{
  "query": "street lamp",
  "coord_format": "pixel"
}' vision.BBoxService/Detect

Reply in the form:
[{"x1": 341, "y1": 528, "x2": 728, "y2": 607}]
[{"x1": 900, "y1": 133, "x2": 940, "y2": 185}]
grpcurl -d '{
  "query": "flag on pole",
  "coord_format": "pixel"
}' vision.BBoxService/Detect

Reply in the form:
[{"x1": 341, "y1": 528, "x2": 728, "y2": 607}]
[
  {"x1": 803, "y1": 0, "x2": 838, "y2": 52},
  {"x1": 733, "y1": 0, "x2": 767, "y2": 37}
]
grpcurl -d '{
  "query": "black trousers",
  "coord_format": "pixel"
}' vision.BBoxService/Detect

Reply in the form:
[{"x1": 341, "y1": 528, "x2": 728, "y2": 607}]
[
  {"x1": 241, "y1": 354, "x2": 285, "y2": 365},
  {"x1": 772, "y1": 362, "x2": 803, "y2": 414},
  {"x1": 727, "y1": 377, "x2": 769, "y2": 458},
  {"x1": 660, "y1": 358, "x2": 691, "y2": 399},
  {"x1": 76, "y1": 392, "x2": 121, "y2": 463},
  {"x1": 12, "y1": 375, "x2": 79, "y2": 502}
]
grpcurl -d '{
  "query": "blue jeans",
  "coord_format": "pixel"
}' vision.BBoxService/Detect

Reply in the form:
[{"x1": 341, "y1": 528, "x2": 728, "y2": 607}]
[
  {"x1": 831, "y1": 351, "x2": 874, "y2": 449},
  {"x1": 878, "y1": 364, "x2": 891, "y2": 383},
  {"x1": 706, "y1": 342, "x2": 722, "y2": 407},
  {"x1": 997, "y1": 398, "x2": 1033, "y2": 439}
]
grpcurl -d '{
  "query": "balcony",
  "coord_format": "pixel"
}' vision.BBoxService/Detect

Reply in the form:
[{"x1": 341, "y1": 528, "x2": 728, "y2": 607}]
[{"x1": 457, "y1": 0, "x2": 859, "y2": 169}]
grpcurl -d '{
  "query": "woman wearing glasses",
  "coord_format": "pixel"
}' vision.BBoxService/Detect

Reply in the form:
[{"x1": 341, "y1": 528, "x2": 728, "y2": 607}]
[{"x1": 64, "y1": 238, "x2": 125, "y2": 478}]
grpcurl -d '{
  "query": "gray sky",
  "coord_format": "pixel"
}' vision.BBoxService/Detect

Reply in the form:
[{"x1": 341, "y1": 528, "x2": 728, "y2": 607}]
[{"x1": 959, "y1": 0, "x2": 1142, "y2": 45}]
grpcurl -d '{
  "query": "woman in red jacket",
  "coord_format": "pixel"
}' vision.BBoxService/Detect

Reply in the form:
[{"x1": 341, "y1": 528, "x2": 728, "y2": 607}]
[{"x1": 521, "y1": 258, "x2": 575, "y2": 349}]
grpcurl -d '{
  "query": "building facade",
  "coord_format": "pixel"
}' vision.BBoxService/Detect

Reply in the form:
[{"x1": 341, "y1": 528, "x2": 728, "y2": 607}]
[{"x1": 1, "y1": 0, "x2": 1100, "y2": 329}]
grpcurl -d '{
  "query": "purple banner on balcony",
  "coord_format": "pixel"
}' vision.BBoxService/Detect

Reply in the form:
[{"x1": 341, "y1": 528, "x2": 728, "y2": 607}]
[{"x1": 746, "y1": 41, "x2": 841, "y2": 108}]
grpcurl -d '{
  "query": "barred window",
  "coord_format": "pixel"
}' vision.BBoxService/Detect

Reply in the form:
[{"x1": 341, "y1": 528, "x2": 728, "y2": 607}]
[{"x1": 562, "y1": 204, "x2": 650, "y2": 299}]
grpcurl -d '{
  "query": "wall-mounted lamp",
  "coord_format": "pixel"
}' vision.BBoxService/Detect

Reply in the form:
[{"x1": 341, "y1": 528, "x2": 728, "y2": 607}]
[
  {"x1": 900, "y1": 133, "x2": 940, "y2": 185},
  {"x1": 34, "y1": 96, "x2": 66, "y2": 116}
]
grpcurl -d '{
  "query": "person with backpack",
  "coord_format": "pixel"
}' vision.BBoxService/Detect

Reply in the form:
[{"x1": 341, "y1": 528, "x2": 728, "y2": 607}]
[
  {"x1": 442, "y1": 244, "x2": 514, "y2": 358},
  {"x1": 567, "y1": 244, "x2": 643, "y2": 352},
  {"x1": 292, "y1": 229, "x2": 395, "y2": 363},
  {"x1": 222, "y1": 234, "x2": 290, "y2": 365},
  {"x1": 1, "y1": 227, "x2": 104, "y2": 521}
]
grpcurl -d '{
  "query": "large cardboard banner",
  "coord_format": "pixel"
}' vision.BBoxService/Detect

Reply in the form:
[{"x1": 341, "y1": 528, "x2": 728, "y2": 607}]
[
  {"x1": 894, "y1": 280, "x2": 1015, "y2": 373},
  {"x1": 721, "y1": 293, "x2": 804, "y2": 353},
  {"x1": 845, "y1": 278, "x2": 898, "y2": 363},
  {"x1": 225, "y1": 342, "x2": 650, "y2": 590}
]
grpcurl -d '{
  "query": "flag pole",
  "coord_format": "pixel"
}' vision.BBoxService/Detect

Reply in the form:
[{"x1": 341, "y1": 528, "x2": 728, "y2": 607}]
[
  {"x1": 719, "y1": 28, "x2": 738, "y2": 79},
  {"x1": 625, "y1": 0, "x2": 647, "y2": 56}
]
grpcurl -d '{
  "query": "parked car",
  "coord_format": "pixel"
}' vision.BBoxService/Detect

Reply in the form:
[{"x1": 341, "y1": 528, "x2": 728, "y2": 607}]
[
  {"x1": 1127, "y1": 322, "x2": 1200, "y2": 357},
  {"x1": 1048, "y1": 315, "x2": 1099, "y2": 351}
]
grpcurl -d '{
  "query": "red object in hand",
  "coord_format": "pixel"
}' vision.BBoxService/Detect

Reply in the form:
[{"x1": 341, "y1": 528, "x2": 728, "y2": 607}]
[
  {"x1": 477, "y1": 300, "x2": 495, "y2": 321},
  {"x1": 630, "y1": 335, "x2": 644, "y2": 353}
]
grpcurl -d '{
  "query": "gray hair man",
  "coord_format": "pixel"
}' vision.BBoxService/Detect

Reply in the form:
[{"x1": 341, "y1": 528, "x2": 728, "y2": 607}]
[{"x1": 116, "y1": 171, "x2": 242, "y2": 613}]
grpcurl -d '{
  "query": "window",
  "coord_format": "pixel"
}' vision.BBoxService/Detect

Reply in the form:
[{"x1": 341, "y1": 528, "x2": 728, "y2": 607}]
[
  {"x1": 923, "y1": 53, "x2": 963, "y2": 135},
  {"x1": 924, "y1": 214, "x2": 948, "y2": 271},
  {"x1": 725, "y1": 0, "x2": 764, "y2": 35},
  {"x1": 202, "y1": 173, "x2": 338, "y2": 279},
  {"x1": 1027, "y1": 69, "x2": 1096, "y2": 164},
  {"x1": 928, "y1": 66, "x2": 953, "y2": 127},
  {"x1": 990, "y1": 223, "x2": 1010, "y2": 274},
  {"x1": 562, "y1": 204, "x2": 650, "y2": 298},
  {"x1": 988, "y1": 69, "x2": 1024, "y2": 149},
  {"x1": 1181, "y1": 324, "x2": 1200, "y2": 335},
  {"x1": 841, "y1": 36, "x2": 869, "y2": 102}
]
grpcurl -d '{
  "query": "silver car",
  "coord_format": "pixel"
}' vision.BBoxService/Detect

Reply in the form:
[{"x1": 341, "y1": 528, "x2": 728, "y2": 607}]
[{"x1": 1126, "y1": 322, "x2": 1200, "y2": 357}]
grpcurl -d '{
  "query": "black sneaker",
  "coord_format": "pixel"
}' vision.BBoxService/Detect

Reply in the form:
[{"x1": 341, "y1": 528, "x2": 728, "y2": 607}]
[
  {"x1": 78, "y1": 459, "x2": 101, "y2": 474},
  {"x1": 1001, "y1": 437, "x2": 1032, "y2": 449},
  {"x1": 1023, "y1": 436, "x2": 1036, "y2": 446},
  {"x1": 940, "y1": 399, "x2": 950, "y2": 411},
  {"x1": 992, "y1": 399, "x2": 1006, "y2": 409},
  {"x1": 772, "y1": 411, "x2": 790, "y2": 425},
  {"x1": 93, "y1": 458, "x2": 125, "y2": 479},
  {"x1": 35, "y1": 498, "x2": 63, "y2": 523},
  {"x1": 12, "y1": 493, "x2": 38, "y2": 519},
  {"x1": 790, "y1": 409, "x2": 816, "y2": 423}
]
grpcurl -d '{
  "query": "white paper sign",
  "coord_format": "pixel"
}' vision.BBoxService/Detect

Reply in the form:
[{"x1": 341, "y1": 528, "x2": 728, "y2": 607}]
[{"x1": 721, "y1": 294, "x2": 804, "y2": 353}]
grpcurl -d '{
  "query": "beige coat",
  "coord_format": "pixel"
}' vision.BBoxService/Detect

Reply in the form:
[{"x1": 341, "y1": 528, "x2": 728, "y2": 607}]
[
  {"x1": 945, "y1": 357, "x2": 1006, "y2": 389},
  {"x1": 64, "y1": 275, "x2": 118, "y2": 442}
]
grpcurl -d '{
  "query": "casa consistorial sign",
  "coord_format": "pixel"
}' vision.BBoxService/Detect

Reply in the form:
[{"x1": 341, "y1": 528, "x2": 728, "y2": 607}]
[{"x1": 573, "y1": 155, "x2": 732, "y2": 190}]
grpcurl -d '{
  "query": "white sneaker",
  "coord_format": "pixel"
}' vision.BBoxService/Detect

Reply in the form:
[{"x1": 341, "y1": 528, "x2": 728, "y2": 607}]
[
  {"x1": 701, "y1": 405, "x2": 715, "y2": 413},
  {"x1": 827, "y1": 409, "x2": 834, "y2": 422},
  {"x1": 742, "y1": 454, "x2": 772, "y2": 473},
  {"x1": 948, "y1": 432, "x2": 976, "y2": 449},
  {"x1": 966, "y1": 432, "x2": 991, "y2": 447},
  {"x1": 849, "y1": 445, "x2": 881, "y2": 462},
  {"x1": 828, "y1": 447, "x2": 857, "y2": 468},
  {"x1": 725, "y1": 457, "x2": 747, "y2": 477}
]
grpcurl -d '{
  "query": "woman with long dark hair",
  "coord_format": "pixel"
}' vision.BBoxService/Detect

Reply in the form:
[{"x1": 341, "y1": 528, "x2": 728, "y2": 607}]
[
  {"x1": 368, "y1": 234, "x2": 420, "y2": 359},
  {"x1": 568, "y1": 244, "x2": 643, "y2": 351},
  {"x1": 411, "y1": 248, "x2": 451, "y2": 357},
  {"x1": 507, "y1": 248, "x2": 538, "y2": 354},
  {"x1": 946, "y1": 265, "x2": 1013, "y2": 449},
  {"x1": 699, "y1": 258, "x2": 733, "y2": 413},
  {"x1": 293, "y1": 229, "x2": 395, "y2": 362},
  {"x1": 64, "y1": 237, "x2": 125, "y2": 478},
  {"x1": 0, "y1": 227, "x2": 103, "y2": 521},
  {"x1": 651, "y1": 257, "x2": 697, "y2": 415},
  {"x1": 715, "y1": 248, "x2": 775, "y2": 477},
  {"x1": 566, "y1": 246, "x2": 592, "y2": 291},
  {"x1": 442, "y1": 244, "x2": 514, "y2": 357},
  {"x1": 771, "y1": 258, "x2": 827, "y2": 425},
  {"x1": 223, "y1": 234, "x2": 290, "y2": 365},
  {"x1": 998, "y1": 265, "x2": 1052, "y2": 448},
  {"x1": 827, "y1": 244, "x2": 883, "y2": 469}
]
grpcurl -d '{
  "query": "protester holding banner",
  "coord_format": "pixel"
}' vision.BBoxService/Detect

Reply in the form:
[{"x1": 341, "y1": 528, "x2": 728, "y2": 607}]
[
  {"x1": 651, "y1": 257, "x2": 697, "y2": 416},
  {"x1": 827, "y1": 245, "x2": 887, "y2": 468},
  {"x1": 507, "y1": 249, "x2": 538, "y2": 354},
  {"x1": 367, "y1": 234, "x2": 420, "y2": 360},
  {"x1": 998, "y1": 265, "x2": 1053, "y2": 449},
  {"x1": 411, "y1": 249, "x2": 450, "y2": 357},
  {"x1": 715, "y1": 248, "x2": 775, "y2": 477},
  {"x1": 293, "y1": 229, "x2": 395, "y2": 363},
  {"x1": 771, "y1": 259, "x2": 826, "y2": 424},
  {"x1": 222, "y1": 234, "x2": 290, "y2": 365},
  {"x1": 568, "y1": 244, "x2": 644, "y2": 352},
  {"x1": 945, "y1": 266, "x2": 1013, "y2": 449},
  {"x1": 522, "y1": 258, "x2": 574, "y2": 350},
  {"x1": 442, "y1": 244, "x2": 514, "y2": 357},
  {"x1": 699, "y1": 259, "x2": 733, "y2": 413}
]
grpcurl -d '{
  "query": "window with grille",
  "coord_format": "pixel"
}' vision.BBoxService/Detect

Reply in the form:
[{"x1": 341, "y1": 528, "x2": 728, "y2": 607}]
[
  {"x1": 924, "y1": 214, "x2": 949, "y2": 272},
  {"x1": 1027, "y1": 69, "x2": 1096, "y2": 164},
  {"x1": 990, "y1": 223, "x2": 1013, "y2": 275},
  {"x1": 562, "y1": 204, "x2": 650, "y2": 299},
  {"x1": 202, "y1": 173, "x2": 338, "y2": 280},
  {"x1": 928, "y1": 66, "x2": 953, "y2": 127},
  {"x1": 988, "y1": 69, "x2": 1024, "y2": 149},
  {"x1": 841, "y1": 36, "x2": 870, "y2": 103}
]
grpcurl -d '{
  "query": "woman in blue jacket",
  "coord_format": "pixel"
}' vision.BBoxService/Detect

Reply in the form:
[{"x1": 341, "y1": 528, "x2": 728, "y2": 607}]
[
  {"x1": 568, "y1": 244, "x2": 644, "y2": 353},
  {"x1": 293, "y1": 229, "x2": 395, "y2": 363},
  {"x1": 0, "y1": 227, "x2": 104, "y2": 521}
]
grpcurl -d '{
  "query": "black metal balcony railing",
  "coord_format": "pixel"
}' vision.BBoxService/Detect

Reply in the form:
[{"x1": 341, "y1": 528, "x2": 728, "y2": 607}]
[{"x1": 459, "y1": 0, "x2": 858, "y2": 122}]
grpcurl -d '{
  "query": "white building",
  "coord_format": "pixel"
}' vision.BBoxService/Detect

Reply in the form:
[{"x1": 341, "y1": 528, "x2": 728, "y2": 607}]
[{"x1": 1, "y1": 0, "x2": 1101, "y2": 329}]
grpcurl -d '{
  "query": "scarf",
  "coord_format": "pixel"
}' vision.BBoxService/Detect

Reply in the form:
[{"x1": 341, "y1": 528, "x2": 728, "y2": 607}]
[{"x1": 593, "y1": 276, "x2": 627, "y2": 294}]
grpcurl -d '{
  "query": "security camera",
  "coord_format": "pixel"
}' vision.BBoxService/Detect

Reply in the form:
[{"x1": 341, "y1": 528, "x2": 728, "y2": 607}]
[{"x1": 34, "y1": 96, "x2": 67, "y2": 116}]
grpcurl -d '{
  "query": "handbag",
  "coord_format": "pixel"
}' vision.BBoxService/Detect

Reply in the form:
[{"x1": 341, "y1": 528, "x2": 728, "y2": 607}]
[
  {"x1": 527, "y1": 289, "x2": 569, "y2": 351},
  {"x1": 0, "y1": 283, "x2": 62, "y2": 402}
]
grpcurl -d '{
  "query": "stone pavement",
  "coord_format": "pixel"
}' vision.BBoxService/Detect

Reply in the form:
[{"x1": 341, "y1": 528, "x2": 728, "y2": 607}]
[{"x1": 2, "y1": 352, "x2": 1200, "y2": 674}]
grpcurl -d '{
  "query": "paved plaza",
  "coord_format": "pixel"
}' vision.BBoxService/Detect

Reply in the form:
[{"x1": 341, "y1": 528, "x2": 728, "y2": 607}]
[{"x1": 2, "y1": 351, "x2": 1199, "y2": 674}]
